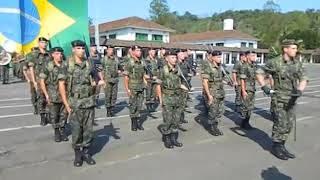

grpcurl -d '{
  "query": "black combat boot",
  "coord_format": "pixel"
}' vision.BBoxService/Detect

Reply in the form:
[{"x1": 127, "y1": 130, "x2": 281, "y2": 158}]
[
  {"x1": 241, "y1": 117, "x2": 253, "y2": 130},
  {"x1": 33, "y1": 106, "x2": 39, "y2": 115},
  {"x1": 180, "y1": 112, "x2": 188, "y2": 124},
  {"x1": 136, "y1": 118, "x2": 144, "y2": 131},
  {"x1": 170, "y1": 132, "x2": 183, "y2": 147},
  {"x1": 131, "y1": 118, "x2": 138, "y2": 131},
  {"x1": 54, "y1": 128, "x2": 61, "y2": 142},
  {"x1": 74, "y1": 148, "x2": 83, "y2": 167},
  {"x1": 60, "y1": 127, "x2": 69, "y2": 141},
  {"x1": 271, "y1": 142, "x2": 289, "y2": 160},
  {"x1": 106, "y1": 108, "x2": 112, "y2": 117},
  {"x1": 82, "y1": 147, "x2": 96, "y2": 165},
  {"x1": 280, "y1": 141, "x2": 296, "y2": 159},
  {"x1": 40, "y1": 113, "x2": 47, "y2": 126},
  {"x1": 163, "y1": 134, "x2": 174, "y2": 149},
  {"x1": 209, "y1": 124, "x2": 223, "y2": 136}
]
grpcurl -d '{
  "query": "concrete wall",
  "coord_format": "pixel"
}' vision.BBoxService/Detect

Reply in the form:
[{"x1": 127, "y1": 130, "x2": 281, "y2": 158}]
[
  {"x1": 99, "y1": 27, "x2": 170, "y2": 43},
  {"x1": 184, "y1": 39, "x2": 258, "y2": 49}
]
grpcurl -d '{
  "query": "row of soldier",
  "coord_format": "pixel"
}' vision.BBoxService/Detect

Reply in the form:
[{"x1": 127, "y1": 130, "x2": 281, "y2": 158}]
[{"x1": 22, "y1": 37, "x2": 308, "y2": 167}]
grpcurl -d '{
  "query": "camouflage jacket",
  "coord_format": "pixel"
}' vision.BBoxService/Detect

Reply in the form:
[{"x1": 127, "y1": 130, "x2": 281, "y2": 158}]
[
  {"x1": 27, "y1": 50, "x2": 51, "y2": 80},
  {"x1": 256, "y1": 56, "x2": 308, "y2": 102},
  {"x1": 158, "y1": 64, "x2": 183, "y2": 105},
  {"x1": 58, "y1": 56, "x2": 95, "y2": 109},
  {"x1": 101, "y1": 55, "x2": 119, "y2": 84},
  {"x1": 39, "y1": 61, "x2": 66, "y2": 103},
  {"x1": 201, "y1": 61, "x2": 225, "y2": 98},
  {"x1": 239, "y1": 62, "x2": 257, "y2": 93},
  {"x1": 144, "y1": 56, "x2": 159, "y2": 81},
  {"x1": 232, "y1": 60, "x2": 244, "y2": 82},
  {"x1": 123, "y1": 57, "x2": 146, "y2": 91}
]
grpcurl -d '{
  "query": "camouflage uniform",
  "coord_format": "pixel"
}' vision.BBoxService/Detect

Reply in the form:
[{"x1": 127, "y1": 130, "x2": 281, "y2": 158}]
[
  {"x1": 144, "y1": 56, "x2": 159, "y2": 110},
  {"x1": 157, "y1": 61, "x2": 184, "y2": 148},
  {"x1": 58, "y1": 56, "x2": 96, "y2": 149},
  {"x1": 123, "y1": 56, "x2": 146, "y2": 130},
  {"x1": 101, "y1": 55, "x2": 119, "y2": 115},
  {"x1": 257, "y1": 56, "x2": 308, "y2": 143},
  {"x1": 201, "y1": 60, "x2": 225, "y2": 136},
  {"x1": 39, "y1": 60, "x2": 68, "y2": 141},
  {"x1": 232, "y1": 59, "x2": 244, "y2": 110},
  {"x1": 178, "y1": 59, "x2": 192, "y2": 123},
  {"x1": 239, "y1": 62, "x2": 257, "y2": 120},
  {"x1": 27, "y1": 50, "x2": 51, "y2": 121}
]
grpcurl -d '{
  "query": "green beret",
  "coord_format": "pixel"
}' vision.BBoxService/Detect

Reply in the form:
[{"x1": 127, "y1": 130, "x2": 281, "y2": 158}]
[
  {"x1": 165, "y1": 49, "x2": 177, "y2": 56},
  {"x1": 281, "y1": 39, "x2": 299, "y2": 46},
  {"x1": 50, "y1": 47, "x2": 63, "y2": 53},
  {"x1": 38, "y1": 37, "x2": 48, "y2": 42},
  {"x1": 71, "y1": 40, "x2": 86, "y2": 47}
]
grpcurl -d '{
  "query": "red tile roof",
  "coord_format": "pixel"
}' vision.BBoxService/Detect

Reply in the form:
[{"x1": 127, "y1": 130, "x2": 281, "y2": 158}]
[
  {"x1": 171, "y1": 30, "x2": 258, "y2": 43},
  {"x1": 90, "y1": 16, "x2": 174, "y2": 35}
]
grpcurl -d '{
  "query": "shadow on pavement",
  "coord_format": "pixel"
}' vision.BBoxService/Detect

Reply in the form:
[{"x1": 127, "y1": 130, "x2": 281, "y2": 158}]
[
  {"x1": 90, "y1": 123, "x2": 121, "y2": 156},
  {"x1": 261, "y1": 166, "x2": 292, "y2": 180}
]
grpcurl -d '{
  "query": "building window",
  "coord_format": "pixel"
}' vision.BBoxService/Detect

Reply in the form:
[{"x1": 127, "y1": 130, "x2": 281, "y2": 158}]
[
  {"x1": 135, "y1": 33, "x2": 148, "y2": 41},
  {"x1": 249, "y1": 43, "x2": 254, "y2": 48},
  {"x1": 152, "y1": 34, "x2": 163, "y2": 42},
  {"x1": 109, "y1": 34, "x2": 116, "y2": 39},
  {"x1": 241, "y1": 42, "x2": 247, "y2": 47},
  {"x1": 216, "y1": 43, "x2": 224, "y2": 46}
]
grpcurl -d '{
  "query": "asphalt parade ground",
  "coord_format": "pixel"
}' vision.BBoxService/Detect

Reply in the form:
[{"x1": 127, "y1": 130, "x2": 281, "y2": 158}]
[{"x1": 0, "y1": 64, "x2": 319, "y2": 180}]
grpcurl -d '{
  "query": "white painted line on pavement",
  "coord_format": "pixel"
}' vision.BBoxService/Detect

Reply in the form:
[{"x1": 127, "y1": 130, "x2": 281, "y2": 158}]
[{"x1": 297, "y1": 116, "x2": 314, "y2": 122}]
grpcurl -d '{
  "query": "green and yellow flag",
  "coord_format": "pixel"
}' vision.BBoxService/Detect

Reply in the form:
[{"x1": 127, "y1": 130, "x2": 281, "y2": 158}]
[{"x1": 0, "y1": 0, "x2": 89, "y2": 55}]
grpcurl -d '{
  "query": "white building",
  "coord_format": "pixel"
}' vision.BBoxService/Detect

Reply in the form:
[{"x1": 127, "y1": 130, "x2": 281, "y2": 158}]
[
  {"x1": 171, "y1": 19, "x2": 258, "y2": 49},
  {"x1": 90, "y1": 16, "x2": 174, "y2": 44},
  {"x1": 171, "y1": 19, "x2": 266, "y2": 65}
]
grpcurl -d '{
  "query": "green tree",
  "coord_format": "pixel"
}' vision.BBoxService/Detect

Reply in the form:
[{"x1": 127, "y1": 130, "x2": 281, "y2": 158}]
[{"x1": 149, "y1": 0, "x2": 170, "y2": 24}]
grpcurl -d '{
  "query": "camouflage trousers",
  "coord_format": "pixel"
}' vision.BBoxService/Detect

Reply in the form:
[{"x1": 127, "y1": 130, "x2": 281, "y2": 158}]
[
  {"x1": 69, "y1": 107, "x2": 95, "y2": 149},
  {"x1": 38, "y1": 91, "x2": 48, "y2": 115},
  {"x1": 234, "y1": 85, "x2": 242, "y2": 106},
  {"x1": 2, "y1": 66, "x2": 9, "y2": 84},
  {"x1": 158, "y1": 94, "x2": 182, "y2": 135},
  {"x1": 178, "y1": 90, "x2": 188, "y2": 121},
  {"x1": 129, "y1": 90, "x2": 144, "y2": 118},
  {"x1": 48, "y1": 103, "x2": 67, "y2": 129},
  {"x1": 270, "y1": 95, "x2": 277, "y2": 120},
  {"x1": 241, "y1": 91, "x2": 255, "y2": 119},
  {"x1": 272, "y1": 100, "x2": 296, "y2": 142},
  {"x1": 105, "y1": 82, "x2": 118, "y2": 108},
  {"x1": 145, "y1": 81, "x2": 157, "y2": 103},
  {"x1": 206, "y1": 97, "x2": 225, "y2": 125},
  {"x1": 29, "y1": 83, "x2": 38, "y2": 112}
]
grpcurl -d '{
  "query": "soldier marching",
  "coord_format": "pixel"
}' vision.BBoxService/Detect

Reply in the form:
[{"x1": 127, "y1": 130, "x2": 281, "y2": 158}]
[{"x1": 16, "y1": 37, "x2": 308, "y2": 167}]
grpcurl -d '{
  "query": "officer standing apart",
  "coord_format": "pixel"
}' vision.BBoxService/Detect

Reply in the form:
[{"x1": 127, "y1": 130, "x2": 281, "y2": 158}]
[
  {"x1": 156, "y1": 49, "x2": 184, "y2": 149},
  {"x1": 256, "y1": 39, "x2": 308, "y2": 160},
  {"x1": 101, "y1": 45, "x2": 120, "y2": 117},
  {"x1": 123, "y1": 45, "x2": 147, "y2": 131},
  {"x1": 59, "y1": 40, "x2": 104, "y2": 167},
  {"x1": 28, "y1": 37, "x2": 51, "y2": 125},
  {"x1": 39, "y1": 47, "x2": 68, "y2": 142},
  {"x1": 239, "y1": 51, "x2": 257, "y2": 130},
  {"x1": 201, "y1": 51, "x2": 225, "y2": 136},
  {"x1": 232, "y1": 52, "x2": 246, "y2": 113}
]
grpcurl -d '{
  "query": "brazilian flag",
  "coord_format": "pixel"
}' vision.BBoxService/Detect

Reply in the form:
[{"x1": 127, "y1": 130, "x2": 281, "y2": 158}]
[{"x1": 0, "y1": 0, "x2": 89, "y2": 55}]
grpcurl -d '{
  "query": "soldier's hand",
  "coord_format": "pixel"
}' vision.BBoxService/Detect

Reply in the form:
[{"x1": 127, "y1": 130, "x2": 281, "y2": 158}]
[
  {"x1": 66, "y1": 105, "x2": 72, "y2": 114},
  {"x1": 242, "y1": 91, "x2": 248, "y2": 100},
  {"x1": 98, "y1": 80, "x2": 106, "y2": 87},
  {"x1": 233, "y1": 82, "x2": 238, "y2": 87},
  {"x1": 33, "y1": 81, "x2": 38, "y2": 89},
  {"x1": 127, "y1": 90, "x2": 132, "y2": 97},
  {"x1": 45, "y1": 95, "x2": 51, "y2": 105},
  {"x1": 208, "y1": 95, "x2": 214, "y2": 105}
]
